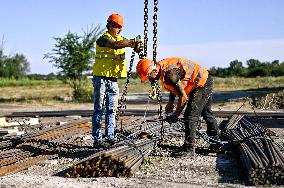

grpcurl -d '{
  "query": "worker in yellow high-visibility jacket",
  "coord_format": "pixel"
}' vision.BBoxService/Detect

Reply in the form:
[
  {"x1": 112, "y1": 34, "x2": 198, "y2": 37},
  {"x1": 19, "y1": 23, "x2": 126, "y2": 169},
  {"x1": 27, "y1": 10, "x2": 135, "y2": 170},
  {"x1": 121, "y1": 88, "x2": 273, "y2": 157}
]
[{"x1": 92, "y1": 14, "x2": 141, "y2": 149}]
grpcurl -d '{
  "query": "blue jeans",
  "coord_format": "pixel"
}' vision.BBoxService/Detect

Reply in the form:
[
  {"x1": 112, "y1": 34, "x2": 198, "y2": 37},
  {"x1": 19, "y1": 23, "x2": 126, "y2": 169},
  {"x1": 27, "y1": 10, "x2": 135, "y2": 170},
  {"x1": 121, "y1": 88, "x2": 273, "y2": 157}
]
[{"x1": 92, "y1": 76, "x2": 119, "y2": 143}]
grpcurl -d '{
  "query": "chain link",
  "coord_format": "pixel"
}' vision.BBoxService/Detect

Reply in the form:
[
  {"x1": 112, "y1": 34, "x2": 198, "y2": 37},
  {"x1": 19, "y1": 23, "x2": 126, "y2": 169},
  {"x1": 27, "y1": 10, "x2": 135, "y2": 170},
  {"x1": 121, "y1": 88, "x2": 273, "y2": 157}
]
[
  {"x1": 151, "y1": 0, "x2": 165, "y2": 145},
  {"x1": 116, "y1": 0, "x2": 163, "y2": 141},
  {"x1": 116, "y1": 51, "x2": 136, "y2": 121},
  {"x1": 143, "y1": 0, "x2": 149, "y2": 58},
  {"x1": 153, "y1": 0, "x2": 158, "y2": 64},
  {"x1": 116, "y1": 0, "x2": 151, "y2": 121}
]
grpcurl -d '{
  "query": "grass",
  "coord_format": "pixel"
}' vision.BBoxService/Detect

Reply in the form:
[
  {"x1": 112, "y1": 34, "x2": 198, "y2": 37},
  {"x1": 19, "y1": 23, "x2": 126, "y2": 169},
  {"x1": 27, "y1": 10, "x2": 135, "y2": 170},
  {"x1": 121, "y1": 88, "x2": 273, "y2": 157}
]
[
  {"x1": 0, "y1": 76, "x2": 283, "y2": 104},
  {"x1": 0, "y1": 78, "x2": 71, "y2": 104},
  {"x1": 214, "y1": 76, "x2": 284, "y2": 91},
  {"x1": 0, "y1": 78, "x2": 62, "y2": 87}
]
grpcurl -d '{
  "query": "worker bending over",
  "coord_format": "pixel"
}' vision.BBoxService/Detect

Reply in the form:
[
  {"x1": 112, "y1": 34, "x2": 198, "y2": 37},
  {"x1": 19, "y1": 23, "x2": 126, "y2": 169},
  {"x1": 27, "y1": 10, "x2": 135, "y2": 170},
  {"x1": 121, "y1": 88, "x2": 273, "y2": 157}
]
[
  {"x1": 92, "y1": 14, "x2": 142, "y2": 148},
  {"x1": 136, "y1": 57, "x2": 219, "y2": 156}
]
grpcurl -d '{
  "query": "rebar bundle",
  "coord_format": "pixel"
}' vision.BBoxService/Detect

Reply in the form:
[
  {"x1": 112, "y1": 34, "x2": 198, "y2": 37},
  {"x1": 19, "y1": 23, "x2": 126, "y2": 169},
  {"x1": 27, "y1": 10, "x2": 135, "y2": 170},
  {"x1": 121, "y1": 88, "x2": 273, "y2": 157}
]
[
  {"x1": 0, "y1": 119, "x2": 90, "y2": 149},
  {"x1": 66, "y1": 138, "x2": 156, "y2": 178},
  {"x1": 117, "y1": 116, "x2": 163, "y2": 141},
  {"x1": 223, "y1": 115, "x2": 284, "y2": 185}
]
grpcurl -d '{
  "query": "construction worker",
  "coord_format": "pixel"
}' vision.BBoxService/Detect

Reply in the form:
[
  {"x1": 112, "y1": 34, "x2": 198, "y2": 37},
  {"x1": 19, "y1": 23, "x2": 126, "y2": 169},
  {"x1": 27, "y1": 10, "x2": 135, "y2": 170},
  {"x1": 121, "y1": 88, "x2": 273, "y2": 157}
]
[
  {"x1": 136, "y1": 57, "x2": 219, "y2": 156},
  {"x1": 92, "y1": 14, "x2": 142, "y2": 148}
]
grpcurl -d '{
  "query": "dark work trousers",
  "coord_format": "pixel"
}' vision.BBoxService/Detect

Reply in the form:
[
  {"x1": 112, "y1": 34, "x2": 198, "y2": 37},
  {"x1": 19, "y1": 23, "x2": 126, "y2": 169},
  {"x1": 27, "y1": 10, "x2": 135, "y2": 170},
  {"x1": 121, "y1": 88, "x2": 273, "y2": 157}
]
[{"x1": 183, "y1": 75, "x2": 218, "y2": 148}]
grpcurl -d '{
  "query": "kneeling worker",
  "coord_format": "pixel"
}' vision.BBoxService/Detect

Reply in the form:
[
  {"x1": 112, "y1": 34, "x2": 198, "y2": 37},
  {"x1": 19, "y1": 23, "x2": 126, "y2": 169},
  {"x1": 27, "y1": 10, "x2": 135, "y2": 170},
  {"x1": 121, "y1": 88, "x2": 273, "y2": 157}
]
[{"x1": 136, "y1": 57, "x2": 219, "y2": 156}]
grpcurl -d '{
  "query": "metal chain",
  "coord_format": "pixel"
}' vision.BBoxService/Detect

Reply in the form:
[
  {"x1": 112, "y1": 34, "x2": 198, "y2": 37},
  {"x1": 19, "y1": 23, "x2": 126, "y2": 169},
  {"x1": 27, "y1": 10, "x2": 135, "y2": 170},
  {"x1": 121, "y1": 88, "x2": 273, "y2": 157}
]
[
  {"x1": 152, "y1": 0, "x2": 162, "y2": 117},
  {"x1": 143, "y1": 0, "x2": 149, "y2": 58},
  {"x1": 116, "y1": 51, "x2": 136, "y2": 121},
  {"x1": 116, "y1": 0, "x2": 163, "y2": 145},
  {"x1": 116, "y1": 0, "x2": 151, "y2": 122},
  {"x1": 153, "y1": 0, "x2": 158, "y2": 64},
  {"x1": 151, "y1": 0, "x2": 165, "y2": 145}
]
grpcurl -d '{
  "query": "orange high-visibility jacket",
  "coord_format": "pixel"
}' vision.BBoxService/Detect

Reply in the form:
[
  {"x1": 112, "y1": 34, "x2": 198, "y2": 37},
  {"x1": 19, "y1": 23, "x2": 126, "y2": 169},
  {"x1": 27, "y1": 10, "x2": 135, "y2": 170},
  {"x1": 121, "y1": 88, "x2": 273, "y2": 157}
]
[{"x1": 158, "y1": 57, "x2": 208, "y2": 95}]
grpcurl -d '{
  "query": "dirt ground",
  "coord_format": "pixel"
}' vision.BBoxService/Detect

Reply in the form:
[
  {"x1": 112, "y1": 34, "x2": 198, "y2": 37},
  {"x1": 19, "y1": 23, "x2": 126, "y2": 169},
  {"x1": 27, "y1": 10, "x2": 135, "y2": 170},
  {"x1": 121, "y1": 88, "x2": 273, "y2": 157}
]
[{"x1": 0, "y1": 93, "x2": 283, "y2": 188}]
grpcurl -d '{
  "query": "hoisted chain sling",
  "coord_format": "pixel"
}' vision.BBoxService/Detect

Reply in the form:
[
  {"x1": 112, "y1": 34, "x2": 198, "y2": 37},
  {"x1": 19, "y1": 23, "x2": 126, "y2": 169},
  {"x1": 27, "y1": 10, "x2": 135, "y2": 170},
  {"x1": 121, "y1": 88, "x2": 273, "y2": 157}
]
[
  {"x1": 151, "y1": 0, "x2": 165, "y2": 145},
  {"x1": 115, "y1": 0, "x2": 150, "y2": 125},
  {"x1": 116, "y1": 0, "x2": 164, "y2": 145},
  {"x1": 143, "y1": 0, "x2": 164, "y2": 144},
  {"x1": 114, "y1": 0, "x2": 152, "y2": 157}
]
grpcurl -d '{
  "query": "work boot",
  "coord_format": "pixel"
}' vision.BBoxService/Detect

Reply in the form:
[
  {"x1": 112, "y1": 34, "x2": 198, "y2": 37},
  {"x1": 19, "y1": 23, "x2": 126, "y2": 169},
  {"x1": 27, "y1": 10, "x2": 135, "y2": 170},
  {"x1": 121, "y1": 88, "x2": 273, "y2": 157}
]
[
  {"x1": 182, "y1": 143, "x2": 196, "y2": 157},
  {"x1": 183, "y1": 147, "x2": 195, "y2": 157},
  {"x1": 171, "y1": 144, "x2": 195, "y2": 158},
  {"x1": 93, "y1": 141, "x2": 104, "y2": 150},
  {"x1": 206, "y1": 130, "x2": 219, "y2": 137},
  {"x1": 104, "y1": 139, "x2": 116, "y2": 149}
]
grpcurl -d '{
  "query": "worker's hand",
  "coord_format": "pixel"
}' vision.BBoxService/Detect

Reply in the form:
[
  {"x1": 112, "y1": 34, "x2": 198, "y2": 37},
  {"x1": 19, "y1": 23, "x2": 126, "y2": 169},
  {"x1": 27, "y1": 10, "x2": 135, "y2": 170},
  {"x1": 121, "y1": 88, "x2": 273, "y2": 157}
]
[
  {"x1": 134, "y1": 35, "x2": 143, "y2": 53},
  {"x1": 165, "y1": 103, "x2": 175, "y2": 113},
  {"x1": 166, "y1": 114, "x2": 178, "y2": 124}
]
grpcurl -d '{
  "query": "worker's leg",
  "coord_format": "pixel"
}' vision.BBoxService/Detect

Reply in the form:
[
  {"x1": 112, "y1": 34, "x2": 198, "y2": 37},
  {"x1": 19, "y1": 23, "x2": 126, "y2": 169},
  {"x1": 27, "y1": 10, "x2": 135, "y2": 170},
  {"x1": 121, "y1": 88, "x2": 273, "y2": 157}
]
[
  {"x1": 184, "y1": 87, "x2": 206, "y2": 151},
  {"x1": 92, "y1": 76, "x2": 106, "y2": 144},
  {"x1": 201, "y1": 76, "x2": 219, "y2": 136},
  {"x1": 202, "y1": 97, "x2": 219, "y2": 136},
  {"x1": 104, "y1": 78, "x2": 119, "y2": 142}
]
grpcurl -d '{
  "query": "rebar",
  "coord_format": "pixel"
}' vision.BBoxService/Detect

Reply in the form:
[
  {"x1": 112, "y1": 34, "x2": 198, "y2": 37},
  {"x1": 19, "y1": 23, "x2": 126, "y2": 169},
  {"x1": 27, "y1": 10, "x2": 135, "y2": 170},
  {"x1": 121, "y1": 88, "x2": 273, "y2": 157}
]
[
  {"x1": 66, "y1": 138, "x2": 156, "y2": 178},
  {"x1": 223, "y1": 115, "x2": 284, "y2": 185}
]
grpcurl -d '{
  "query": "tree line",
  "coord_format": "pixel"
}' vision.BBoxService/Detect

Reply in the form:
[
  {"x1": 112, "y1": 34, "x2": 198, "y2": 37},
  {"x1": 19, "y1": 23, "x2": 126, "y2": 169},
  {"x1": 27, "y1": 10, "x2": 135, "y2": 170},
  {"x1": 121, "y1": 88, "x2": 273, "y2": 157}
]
[
  {"x1": 1, "y1": 47, "x2": 284, "y2": 80},
  {"x1": 209, "y1": 59, "x2": 284, "y2": 77}
]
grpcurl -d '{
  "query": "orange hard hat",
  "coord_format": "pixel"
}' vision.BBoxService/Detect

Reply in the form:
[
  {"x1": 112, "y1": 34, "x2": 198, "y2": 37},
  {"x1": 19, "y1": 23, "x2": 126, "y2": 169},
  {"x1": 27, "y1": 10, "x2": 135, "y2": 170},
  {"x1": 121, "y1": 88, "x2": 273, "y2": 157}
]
[
  {"x1": 136, "y1": 59, "x2": 154, "y2": 82},
  {"x1": 107, "y1": 14, "x2": 124, "y2": 28}
]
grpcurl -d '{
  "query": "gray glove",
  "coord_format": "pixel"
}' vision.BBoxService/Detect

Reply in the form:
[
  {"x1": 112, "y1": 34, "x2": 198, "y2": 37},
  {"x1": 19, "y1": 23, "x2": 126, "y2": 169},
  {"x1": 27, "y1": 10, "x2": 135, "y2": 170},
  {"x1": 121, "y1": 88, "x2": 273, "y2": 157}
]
[{"x1": 134, "y1": 35, "x2": 143, "y2": 53}]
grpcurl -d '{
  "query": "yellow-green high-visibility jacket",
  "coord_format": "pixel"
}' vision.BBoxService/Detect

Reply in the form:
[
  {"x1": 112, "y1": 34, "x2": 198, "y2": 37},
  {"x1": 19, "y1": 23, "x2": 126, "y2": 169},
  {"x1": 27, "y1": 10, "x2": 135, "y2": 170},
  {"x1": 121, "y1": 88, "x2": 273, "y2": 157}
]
[{"x1": 93, "y1": 32, "x2": 127, "y2": 78}]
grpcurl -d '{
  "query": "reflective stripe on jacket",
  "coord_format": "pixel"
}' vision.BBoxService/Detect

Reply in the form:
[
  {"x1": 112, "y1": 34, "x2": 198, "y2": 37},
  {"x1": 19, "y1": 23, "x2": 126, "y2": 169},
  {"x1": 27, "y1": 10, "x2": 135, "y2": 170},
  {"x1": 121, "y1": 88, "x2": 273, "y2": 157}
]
[
  {"x1": 158, "y1": 57, "x2": 208, "y2": 95},
  {"x1": 93, "y1": 32, "x2": 127, "y2": 78}
]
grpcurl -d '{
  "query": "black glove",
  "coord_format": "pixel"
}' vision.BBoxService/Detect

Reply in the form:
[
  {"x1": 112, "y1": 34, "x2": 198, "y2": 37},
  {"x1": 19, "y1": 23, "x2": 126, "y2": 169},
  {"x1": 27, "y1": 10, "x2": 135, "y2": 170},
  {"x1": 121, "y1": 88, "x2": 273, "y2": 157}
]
[
  {"x1": 134, "y1": 35, "x2": 143, "y2": 53},
  {"x1": 165, "y1": 104, "x2": 175, "y2": 113},
  {"x1": 166, "y1": 114, "x2": 178, "y2": 124}
]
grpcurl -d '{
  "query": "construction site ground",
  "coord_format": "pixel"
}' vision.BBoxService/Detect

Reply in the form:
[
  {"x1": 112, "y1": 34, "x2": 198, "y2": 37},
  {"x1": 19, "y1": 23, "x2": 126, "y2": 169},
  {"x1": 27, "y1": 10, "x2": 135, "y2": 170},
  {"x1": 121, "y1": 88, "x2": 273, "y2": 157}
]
[{"x1": 0, "y1": 92, "x2": 283, "y2": 188}]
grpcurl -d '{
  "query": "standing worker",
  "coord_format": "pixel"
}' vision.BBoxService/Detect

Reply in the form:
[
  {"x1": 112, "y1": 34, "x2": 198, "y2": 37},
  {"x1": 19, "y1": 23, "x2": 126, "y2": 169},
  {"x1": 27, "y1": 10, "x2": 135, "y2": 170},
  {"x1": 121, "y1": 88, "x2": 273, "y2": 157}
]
[
  {"x1": 136, "y1": 57, "x2": 219, "y2": 156},
  {"x1": 92, "y1": 14, "x2": 142, "y2": 148}
]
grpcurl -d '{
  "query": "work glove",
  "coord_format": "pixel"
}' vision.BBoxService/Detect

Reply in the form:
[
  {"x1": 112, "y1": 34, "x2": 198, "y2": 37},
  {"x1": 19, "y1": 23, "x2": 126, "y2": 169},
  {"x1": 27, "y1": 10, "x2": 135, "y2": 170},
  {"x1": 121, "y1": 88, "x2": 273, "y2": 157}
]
[
  {"x1": 134, "y1": 35, "x2": 143, "y2": 53},
  {"x1": 166, "y1": 114, "x2": 178, "y2": 124},
  {"x1": 165, "y1": 103, "x2": 175, "y2": 113}
]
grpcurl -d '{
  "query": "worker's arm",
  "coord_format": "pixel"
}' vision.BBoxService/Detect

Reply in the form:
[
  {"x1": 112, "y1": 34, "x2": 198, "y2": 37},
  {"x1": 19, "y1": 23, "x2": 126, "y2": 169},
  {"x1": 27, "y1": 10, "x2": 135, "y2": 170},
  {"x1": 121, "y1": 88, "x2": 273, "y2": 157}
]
[
  {"x1": 165, "y1": 92, "x2": 176, "y2": 113},
  {"x1": 97, "y1": 35, "x2": 135, "y2": 49},
  {"x1": 172, "y1": 81, "x2": 188, "y2": 117},
  {"x1": 164, "y1": 68, "x2": 187, "y2": 117}
]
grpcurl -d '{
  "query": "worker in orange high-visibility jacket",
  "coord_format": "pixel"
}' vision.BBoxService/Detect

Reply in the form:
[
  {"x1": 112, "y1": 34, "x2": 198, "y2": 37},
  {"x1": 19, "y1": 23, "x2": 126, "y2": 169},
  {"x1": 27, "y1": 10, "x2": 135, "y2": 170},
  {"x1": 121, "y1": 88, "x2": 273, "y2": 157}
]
[
  {"x1": 136, "y1": 57, "x2": 219, "y2": 156},
  {"x1": 92, "y1": 13, "x2": 142, "y2": 149}
]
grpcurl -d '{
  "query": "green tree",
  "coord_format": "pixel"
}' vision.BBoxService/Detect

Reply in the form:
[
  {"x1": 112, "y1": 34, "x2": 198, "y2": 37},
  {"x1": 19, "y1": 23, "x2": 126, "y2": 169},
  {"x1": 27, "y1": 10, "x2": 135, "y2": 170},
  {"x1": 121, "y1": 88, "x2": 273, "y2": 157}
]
[
  {"x1": 0, "y1": 49, "x2": 6, "y2": 76},
  {"x1": 247, "y1": 59, "x2": 261, "y2": 69},
  {"x1": 7, "y1": 54, "x2": 30, "y2": 78},
  {"x1": 228, "y1": 60, "x2": 245, "y2": 76},
  {"x1": 208, "y1": 66, "x2": 217, "y2": 76},
  {"x1": 44, "y1": 25, "x2": 104, "y2": 101},
  {"x1": 0, "y1": 50, "x2": 30, "y2": 78},
  {"x1": 246, "y1": 59, "x2": 265, "y2": 77},
  {"x1": 271, "y1": 60, "x2": 284, "y2": 76}
]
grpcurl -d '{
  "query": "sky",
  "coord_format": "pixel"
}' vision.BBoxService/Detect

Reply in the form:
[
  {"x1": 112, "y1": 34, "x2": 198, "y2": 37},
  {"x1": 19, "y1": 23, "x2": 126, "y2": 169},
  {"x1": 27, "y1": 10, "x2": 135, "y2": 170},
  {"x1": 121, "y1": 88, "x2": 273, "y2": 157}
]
[{"x1": 1, "y1": 0, "x2": 284, "y2": 74}]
